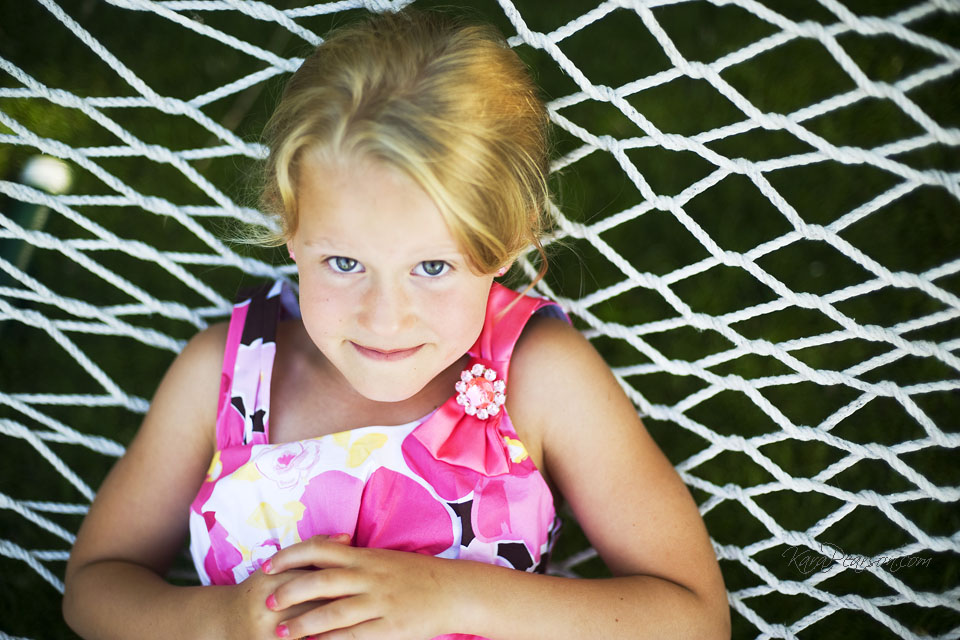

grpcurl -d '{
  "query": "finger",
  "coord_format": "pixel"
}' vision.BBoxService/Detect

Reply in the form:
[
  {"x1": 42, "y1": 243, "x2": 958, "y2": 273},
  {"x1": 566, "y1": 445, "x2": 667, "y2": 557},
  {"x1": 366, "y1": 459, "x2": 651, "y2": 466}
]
[
  {"x1": 269, "y1": 568, "x2": 365, "y2": 611},
  {"x1": 263, "y1": 535, "x2": 354, "y2": 574},
  {"x1": 278, "y1": 594, "x2": 378, "y2": 639},
  {"x1": 312, "y1": 616, "x2": 393, "y2": 640},
  {"x1": 325, "y1": 532, "x2": 353, "y2": 545}
]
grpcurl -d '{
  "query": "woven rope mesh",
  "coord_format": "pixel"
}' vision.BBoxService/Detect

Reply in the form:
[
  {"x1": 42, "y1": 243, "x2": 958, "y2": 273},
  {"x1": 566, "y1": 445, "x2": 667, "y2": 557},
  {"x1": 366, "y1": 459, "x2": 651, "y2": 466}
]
[{"x1": 1, "y1": 0, "x2": 958, "y2": 637}]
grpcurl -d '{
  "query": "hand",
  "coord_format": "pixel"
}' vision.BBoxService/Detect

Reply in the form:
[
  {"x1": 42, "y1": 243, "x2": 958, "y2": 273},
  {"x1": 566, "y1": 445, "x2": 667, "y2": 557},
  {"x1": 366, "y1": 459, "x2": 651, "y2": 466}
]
[
  {"x1": 213, "y1": 534, "x2": 354, "y2": 640},
  {"x1": 263, "y1": 536, "x2": 466, "y2": 640}
]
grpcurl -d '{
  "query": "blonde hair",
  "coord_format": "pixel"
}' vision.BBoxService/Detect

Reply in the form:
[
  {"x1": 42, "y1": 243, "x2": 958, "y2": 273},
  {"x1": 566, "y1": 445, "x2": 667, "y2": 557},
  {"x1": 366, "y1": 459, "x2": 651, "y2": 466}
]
[{"x1": 258, "y1": 8, "x2": 552, "y2": 282}]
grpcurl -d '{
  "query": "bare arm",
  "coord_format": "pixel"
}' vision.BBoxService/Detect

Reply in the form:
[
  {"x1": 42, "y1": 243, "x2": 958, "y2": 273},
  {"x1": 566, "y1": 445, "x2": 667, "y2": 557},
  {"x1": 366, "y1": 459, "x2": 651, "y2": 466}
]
[
  {"x1": 62, "y1": 324, "x2": 314, "y2": 639},
  {"x1": 473, "y1": 315, "x2": 730, "y2": 638}
]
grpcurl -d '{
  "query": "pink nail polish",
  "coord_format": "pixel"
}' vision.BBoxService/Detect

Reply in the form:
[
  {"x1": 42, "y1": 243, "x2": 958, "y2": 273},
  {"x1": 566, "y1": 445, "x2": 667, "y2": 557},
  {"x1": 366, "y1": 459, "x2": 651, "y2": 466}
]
[
  {"x1": 261, "y1": 558, "x2": 273, "y2": 574},
  {"x1": 275, "y1": 624, "x2": 290, "y2": 638},
  {"x1": 265, "y1": 593, "x2": 278, "y2": 610}
]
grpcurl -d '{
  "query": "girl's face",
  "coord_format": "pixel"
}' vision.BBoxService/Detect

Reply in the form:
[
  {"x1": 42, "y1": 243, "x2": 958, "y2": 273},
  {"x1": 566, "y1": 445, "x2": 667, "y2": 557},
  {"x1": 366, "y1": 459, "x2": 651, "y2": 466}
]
[{"x1": 288, "y1": 153, "x2": 494, "y2": 403}]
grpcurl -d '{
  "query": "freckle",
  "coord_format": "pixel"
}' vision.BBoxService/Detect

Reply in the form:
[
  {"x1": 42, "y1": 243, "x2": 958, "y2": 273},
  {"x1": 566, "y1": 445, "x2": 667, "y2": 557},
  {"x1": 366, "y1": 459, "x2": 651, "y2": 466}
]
[{"x1": 615, "y1": 618, "x2": 619, "y2": 623}]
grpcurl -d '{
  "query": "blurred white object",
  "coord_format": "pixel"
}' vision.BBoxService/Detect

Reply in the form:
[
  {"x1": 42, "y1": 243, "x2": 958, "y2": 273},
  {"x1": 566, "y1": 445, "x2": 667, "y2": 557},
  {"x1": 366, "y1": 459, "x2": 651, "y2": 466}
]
[{"x1": 20, "y1": 155, "x2": 72, "y2": 194}]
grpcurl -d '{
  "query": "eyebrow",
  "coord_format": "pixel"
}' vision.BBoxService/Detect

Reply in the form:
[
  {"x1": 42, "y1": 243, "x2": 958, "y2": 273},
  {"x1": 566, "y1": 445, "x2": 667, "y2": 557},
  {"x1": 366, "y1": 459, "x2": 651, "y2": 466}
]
[
  {"x1": 300, "y1": 238, "x2": 346, "y2": 250},
  {"x1": 301, "y1": 237, "x2": 464, "y2": 257}
]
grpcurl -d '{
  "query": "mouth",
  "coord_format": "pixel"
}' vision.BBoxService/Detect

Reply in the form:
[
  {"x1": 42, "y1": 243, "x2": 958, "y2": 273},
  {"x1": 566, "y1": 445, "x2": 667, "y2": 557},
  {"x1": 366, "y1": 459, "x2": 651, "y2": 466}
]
[{"x1": 351, "y1": 342, "x2": 424, "y2": 361}]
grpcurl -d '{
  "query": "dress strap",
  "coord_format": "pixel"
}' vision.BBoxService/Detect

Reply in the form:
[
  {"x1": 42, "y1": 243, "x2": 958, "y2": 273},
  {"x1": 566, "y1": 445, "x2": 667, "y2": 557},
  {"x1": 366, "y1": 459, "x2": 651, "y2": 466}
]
[
  {"x1": 215, "y1": 280, "x2": 297, "y2": 449},
  {"x1": 468, "y1": 282, "x2": 568, "y2": 377},
  {"x1": 411, "y1": 282, "x2": 569, "y2": 476}
]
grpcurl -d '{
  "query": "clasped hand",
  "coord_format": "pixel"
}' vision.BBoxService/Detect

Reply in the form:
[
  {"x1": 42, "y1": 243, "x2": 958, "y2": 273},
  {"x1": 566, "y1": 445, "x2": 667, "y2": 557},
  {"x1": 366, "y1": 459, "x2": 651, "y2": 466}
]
[{"x1": 230, "y1": 534, "x2": 465, "y2": 640}]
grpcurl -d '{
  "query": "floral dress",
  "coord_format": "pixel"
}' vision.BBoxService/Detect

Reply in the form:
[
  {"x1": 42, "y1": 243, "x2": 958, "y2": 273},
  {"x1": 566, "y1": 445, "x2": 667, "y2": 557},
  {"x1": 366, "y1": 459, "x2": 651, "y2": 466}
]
[{"x1": 188, "y1": 280, "x2": 568, "y2": 639}]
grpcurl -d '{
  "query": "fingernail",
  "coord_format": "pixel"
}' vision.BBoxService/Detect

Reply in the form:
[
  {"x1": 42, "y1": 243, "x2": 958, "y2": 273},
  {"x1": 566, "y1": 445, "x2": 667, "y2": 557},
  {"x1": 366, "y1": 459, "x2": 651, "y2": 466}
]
[
  {"x1": 275, "y1": 624, "x2": 290, "y2": 638},
  {"x1": 261, "y1": 558, "x2": 273, "y2": 574},
  {"x1": 265, "y1": 593, "x2": 278, "y2": 610},
  {"x1": 335, "y1": 533, "x2": 351, "y2": 541}
]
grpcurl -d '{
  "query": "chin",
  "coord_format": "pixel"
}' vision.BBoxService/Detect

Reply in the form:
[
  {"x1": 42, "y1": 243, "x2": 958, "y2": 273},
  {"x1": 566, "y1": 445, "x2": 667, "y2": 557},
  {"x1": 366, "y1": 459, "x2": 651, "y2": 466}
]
[{"x1": 350, "y1": 377, "x2": 429, "y2": 404}]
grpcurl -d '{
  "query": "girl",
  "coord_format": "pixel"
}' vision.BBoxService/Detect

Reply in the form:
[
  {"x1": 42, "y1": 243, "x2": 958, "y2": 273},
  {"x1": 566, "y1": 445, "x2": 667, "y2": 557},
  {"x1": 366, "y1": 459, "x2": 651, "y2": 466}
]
[{"x1": 63, "y1": 9, "x2": 729, "y2": 639}]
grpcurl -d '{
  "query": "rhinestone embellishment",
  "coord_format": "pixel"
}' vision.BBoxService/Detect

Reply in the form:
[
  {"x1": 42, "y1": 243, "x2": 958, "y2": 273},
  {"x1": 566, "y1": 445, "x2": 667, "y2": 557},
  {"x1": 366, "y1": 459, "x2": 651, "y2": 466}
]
[{"x1": 455, "y1": 363, "x2": 506, "y2": 420}]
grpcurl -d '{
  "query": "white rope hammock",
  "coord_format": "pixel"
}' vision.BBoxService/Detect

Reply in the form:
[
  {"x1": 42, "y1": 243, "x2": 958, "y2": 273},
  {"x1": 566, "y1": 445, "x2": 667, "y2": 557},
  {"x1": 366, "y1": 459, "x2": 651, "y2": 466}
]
[{"x1": 1, "y1": 0, "x2": 958, "y2": 638}]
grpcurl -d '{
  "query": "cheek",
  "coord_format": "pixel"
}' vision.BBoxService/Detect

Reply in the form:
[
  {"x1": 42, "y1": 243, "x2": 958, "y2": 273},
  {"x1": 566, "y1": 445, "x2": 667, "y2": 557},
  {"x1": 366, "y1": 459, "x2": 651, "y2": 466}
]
[
  {"x1": 429, "y1": 286, "x2": 488, "y2": 348},
  {"x1": 298, "y1": 280, "x2": 351, "y2": 338}
]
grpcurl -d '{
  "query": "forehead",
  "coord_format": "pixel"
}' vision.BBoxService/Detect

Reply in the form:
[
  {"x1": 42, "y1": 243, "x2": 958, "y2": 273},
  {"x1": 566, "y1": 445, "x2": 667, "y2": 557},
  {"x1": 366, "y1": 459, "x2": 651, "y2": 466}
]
[{"x1": 295, "y1": 153, "x2": 461, "y2": 256}]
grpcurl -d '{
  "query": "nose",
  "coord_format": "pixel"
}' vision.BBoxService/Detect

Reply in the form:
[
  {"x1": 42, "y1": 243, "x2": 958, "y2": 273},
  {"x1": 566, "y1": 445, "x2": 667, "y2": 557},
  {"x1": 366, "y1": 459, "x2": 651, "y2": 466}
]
[{"x1": 357, "y1": 275, "x2": 414, "y2": 338}]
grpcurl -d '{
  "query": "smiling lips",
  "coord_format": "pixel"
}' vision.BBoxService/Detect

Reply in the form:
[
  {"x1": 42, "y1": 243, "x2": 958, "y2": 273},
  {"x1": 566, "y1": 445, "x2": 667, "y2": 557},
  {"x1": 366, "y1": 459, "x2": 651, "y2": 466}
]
[{"x1": 351, "y1": 342, "x2": 423, "y2": 361}]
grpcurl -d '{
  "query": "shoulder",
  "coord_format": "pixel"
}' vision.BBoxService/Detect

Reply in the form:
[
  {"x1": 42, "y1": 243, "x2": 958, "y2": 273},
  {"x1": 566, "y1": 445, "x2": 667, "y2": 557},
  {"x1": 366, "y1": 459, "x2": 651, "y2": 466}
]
[
  {"x1": 181, "y1": 320, "x2": 230, "y2": 364},
  {"x1": 116, "y1": 320, "x2": 229, "y2": 500},
  {"x1": 128, "y1": 319, "x2": 229, "y2": 466},
  {"x1": 505, "y1": 314, "x2": 615, "y2": 476},
  {"x1": 507, "y1": 311, "x2": 628, "y2": 436},
  {"x1": 506, "y1": 311, "x2": 662, "y2": 521},
  {"x1": 509, "y1": 311, "x2": 603, "y2": 385},
  {"x1": 169, "y1": 321, "x2": 229, "y2": 393},
  {"x1": 149, "y1": 321, "x2": 229, "y2": 448},
  {"x1": 507, "y1": 311, "x2": 678, "y2": 482}
]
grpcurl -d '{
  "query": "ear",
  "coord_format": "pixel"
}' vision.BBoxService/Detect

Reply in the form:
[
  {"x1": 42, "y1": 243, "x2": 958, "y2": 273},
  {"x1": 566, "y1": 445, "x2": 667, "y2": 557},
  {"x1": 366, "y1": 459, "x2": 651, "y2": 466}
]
[
  {"x1": 495, "y1": 261, "x2": 513, "y2": 278},
  {"x1": 286, "y1": 240, "x2": 296, "y2": 262}
]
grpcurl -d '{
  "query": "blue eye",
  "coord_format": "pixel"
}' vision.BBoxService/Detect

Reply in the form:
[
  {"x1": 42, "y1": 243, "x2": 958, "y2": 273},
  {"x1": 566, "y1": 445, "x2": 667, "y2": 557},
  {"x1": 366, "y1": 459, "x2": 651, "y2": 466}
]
[
  {"x1": 415, "y1": 260, "x2": 449, "y2": 277},
  {"x1": 327, "y1": 257, "x2": 362, "y2": 273}
]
